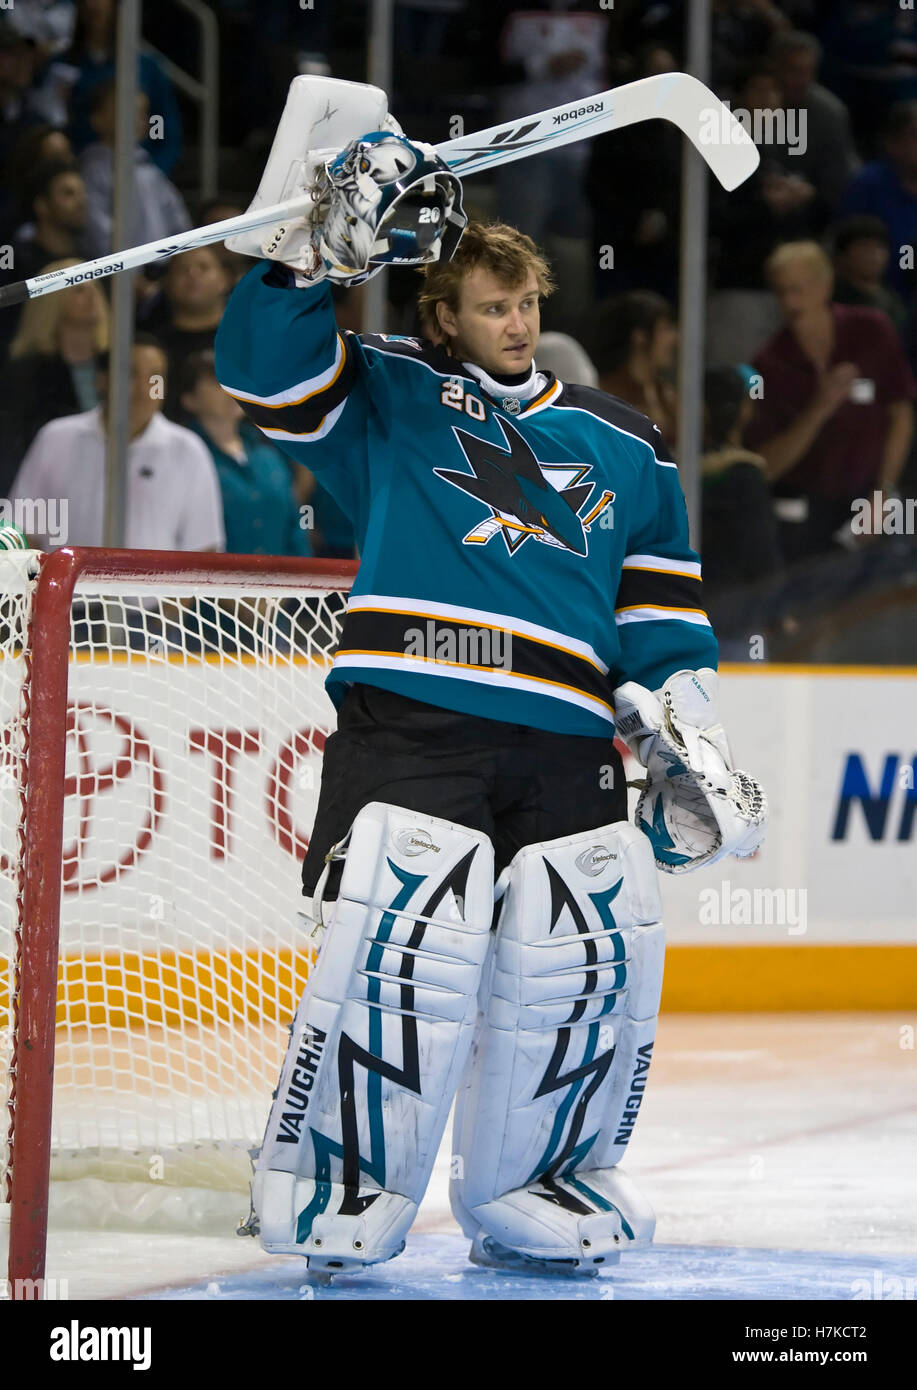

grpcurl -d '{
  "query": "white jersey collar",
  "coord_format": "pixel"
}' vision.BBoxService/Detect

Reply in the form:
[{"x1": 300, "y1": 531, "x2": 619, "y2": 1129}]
[{"x1": 461, "y1": 359, "x2": 549, "y2": 402}]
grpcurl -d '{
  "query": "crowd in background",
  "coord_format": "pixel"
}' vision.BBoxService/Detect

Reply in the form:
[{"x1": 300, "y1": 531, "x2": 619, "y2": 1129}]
[
  {"x1": 0, "y1": 0, "x2": 350, "y2": 563},
  {"x1": 1, "y1": 0, "x2": 917, "y2": 660}
]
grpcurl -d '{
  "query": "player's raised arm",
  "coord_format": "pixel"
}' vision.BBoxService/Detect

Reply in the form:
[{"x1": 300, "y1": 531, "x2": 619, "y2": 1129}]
[
  {"x1": 214, "y1": 77, "x2": 466, "y2": 486},
  {"x1": 214, "y1": 267, "x2": 362, "y2": 460}
]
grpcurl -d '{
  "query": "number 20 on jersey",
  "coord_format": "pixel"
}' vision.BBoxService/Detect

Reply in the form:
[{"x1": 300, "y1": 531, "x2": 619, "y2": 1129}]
[{"x1": 441, "y1": 380, "x2": 486, "y2": 420}]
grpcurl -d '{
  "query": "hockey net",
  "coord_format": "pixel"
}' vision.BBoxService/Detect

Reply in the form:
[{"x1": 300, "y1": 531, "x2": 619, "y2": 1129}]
[{"x1": 0, "y1": 548, "x2": 356, "y2": 1289}]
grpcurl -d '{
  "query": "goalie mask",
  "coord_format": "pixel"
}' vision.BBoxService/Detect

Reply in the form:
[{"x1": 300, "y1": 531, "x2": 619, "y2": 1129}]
[{"x1": 319, "y1": 132, "x2": 467, "y2": 285}]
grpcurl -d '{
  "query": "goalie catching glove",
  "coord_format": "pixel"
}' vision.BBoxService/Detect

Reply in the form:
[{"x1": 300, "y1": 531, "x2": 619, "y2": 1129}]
[{"x1": 614, "y1": 668, "x2": 767, "y2": 874}]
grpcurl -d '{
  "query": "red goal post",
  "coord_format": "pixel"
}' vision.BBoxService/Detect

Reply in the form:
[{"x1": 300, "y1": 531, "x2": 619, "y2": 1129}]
[{"x1": 1, "y1": 547, "x2": 357, "y2": 1296}]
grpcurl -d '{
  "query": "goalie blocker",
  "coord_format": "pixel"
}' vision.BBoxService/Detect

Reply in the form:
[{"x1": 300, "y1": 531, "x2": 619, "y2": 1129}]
[{"x1": 225, "y1": 75, "x2": 466, "y2": 287}]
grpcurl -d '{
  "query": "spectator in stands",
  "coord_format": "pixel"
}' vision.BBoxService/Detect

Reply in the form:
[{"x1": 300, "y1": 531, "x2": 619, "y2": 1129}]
[
  {"x1": 11, "y1": 2, "x2": 81, "y2": 128},
  {"x1": 393, "y1": 0, "x2": 463, "y2": 117},
  {"x1": 901, "y1": 295, "x2": 917, "y2": 389},
  {"x1": 769, "y1": 29, "x2": 860, "y2": 215},
  {"x1": 197, "y1": 199, "x2": 251, "y2": 287},
  {"x1": 5, "y1": 157, "x2": 87, "y2": 282},
  {"x1": 603, "y1": 0, "x2": 792, "y2": 91},
  {"x1": 819, "y1": 0, "x2": 917, "y2": 155},
  {"x1": 0, "y1": 14, "x2": 46, "y2": 168},
  {"x1": 79, "y1": 80, "x2": 190, "y2": 260},
  {"x1": 494, "y1": 0, "x2": 610, "y2": 200},
  {"x1": 395, "y1": 0, "x2": 462, "y2": 57},
  {"x1": 13, "y1": 116, "x2": 72, "y2": 162},
  {"x1": 0, "y1": 158, "x2": 88, "y2": 358},
  {"x1": 588, "y1": 290, "x2": 678, "y2": 447},
  {"x1": 154, "y1": 248, "x2": 231, "y2": 421},
  {"x1": 708, "y1": 61, "x2": 827, "y2": 364},
  {"x1": 701, "y1": 365, "x2": 782, "y2": 589},
  {"x1": 0, "y1": 257, "x2": 109, "y2": 494},
  {"x1": 228, "y1": 0, "x2": 333, "y2": 149},
  {"x1": 831, "y1": 215, "x2": 907, "y2": 332},
  {"x1": 63, "y1": 0, "x2": 182, "y2": 175},
  {"x1": 0, "y1": 122, "x2": 72, "y2": 235},
  {"x1": 7, "y1": 120, "x2": 73, "y2": 187},
  {"x1": 585, "y1": 43, "x2": 682, "y2": 301},
  {"x1": 1, "y1": 1, "x2": 76, "y2": 60},
  {"x1": 745, "y1": 241, "x2": 915, "y2": 562},
  {"x1": 594, "y1": 0, "x2": 681, "y2": 75},
  {"x1": 9, "y1": 334, "x2": 225, "y2": 550},
  {"x1": 135, "y1": 198, "x2": 249, "y2": 352},
  {"x1": 491, "y1": 2, "x2": 610, "y2": 333},
  {"x1": 178, "y1": 350, "x2": 311, "y2": 558},
  {"x1": 137, "y1": 198, "x2": 251, "y2": 338},
  {"x1": 710, "y1": 0, "x2": 791, "y2": 91},
  {"x1": 838, "y1": 103, "x2": 917, "y2": 299}
]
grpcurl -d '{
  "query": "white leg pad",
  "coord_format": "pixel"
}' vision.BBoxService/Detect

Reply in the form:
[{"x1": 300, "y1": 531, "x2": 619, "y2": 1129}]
[
  {"x1": 451, "y1": 821, "x2": 664, "y2": 1270},
  {"x1": 255, "y1": 801, "x2": 494, "y2": 1271}
]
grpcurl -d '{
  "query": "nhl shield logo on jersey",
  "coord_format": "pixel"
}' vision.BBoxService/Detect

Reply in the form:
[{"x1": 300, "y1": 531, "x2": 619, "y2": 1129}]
[{"x1": 434, "y1": 416, "x2": 614, "y2": 556}]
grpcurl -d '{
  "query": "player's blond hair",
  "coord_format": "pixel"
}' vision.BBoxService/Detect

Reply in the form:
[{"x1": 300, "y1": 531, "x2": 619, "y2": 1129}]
[{"x1": 417, "y1": 221, "x2": 556, "y2": 339}]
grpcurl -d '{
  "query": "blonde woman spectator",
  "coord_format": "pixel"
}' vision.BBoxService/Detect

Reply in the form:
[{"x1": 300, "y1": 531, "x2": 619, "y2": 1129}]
[{"x1": 0, "y1": 256, "x2": 109, "y2": 492}]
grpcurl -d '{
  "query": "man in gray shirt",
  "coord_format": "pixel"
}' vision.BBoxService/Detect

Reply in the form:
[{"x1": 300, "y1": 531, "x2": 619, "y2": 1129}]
[
  {"x1": 79, "y1": 79, "x2": 190, "y2": 261},
  {"x1": 770, "y1": 29, "x2": 860, "y2": 215}
]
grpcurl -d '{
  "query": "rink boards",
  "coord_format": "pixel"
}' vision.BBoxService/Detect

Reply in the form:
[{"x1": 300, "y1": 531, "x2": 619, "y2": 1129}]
[
  {"x1": 7, "y1": 657, "x2": 915, "y2": 1014},
  {"x1": 655, "y1": 664, "x2": 917, "y2": 1008}
]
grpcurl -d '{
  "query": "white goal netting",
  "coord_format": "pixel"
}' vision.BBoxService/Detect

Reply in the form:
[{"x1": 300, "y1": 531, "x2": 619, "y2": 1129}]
[{"x1": 0, "y1": 551, "x2": 350, "y2": 1225}]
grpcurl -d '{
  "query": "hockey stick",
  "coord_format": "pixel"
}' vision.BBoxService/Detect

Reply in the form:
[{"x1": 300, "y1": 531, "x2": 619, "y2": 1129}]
[
  {"x1": 438, "y1": 71, "x2": 757, "y2": 188},
  {"x1": 0, "y1": 72, "x2": 757, "y2": 310},
  {"x1": 0, "y1": 195, "x2": 316, "y2": 310}
]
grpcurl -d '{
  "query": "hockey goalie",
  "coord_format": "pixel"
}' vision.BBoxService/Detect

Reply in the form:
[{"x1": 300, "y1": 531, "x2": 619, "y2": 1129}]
[{"x1": 214, "y1": 77, "x2": 768, "y2": 1281}]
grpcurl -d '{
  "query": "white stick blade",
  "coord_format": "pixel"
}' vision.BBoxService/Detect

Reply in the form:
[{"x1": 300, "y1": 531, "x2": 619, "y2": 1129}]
[{"x1": 438, "y1": 72, "x2": 759, "y2": 191}]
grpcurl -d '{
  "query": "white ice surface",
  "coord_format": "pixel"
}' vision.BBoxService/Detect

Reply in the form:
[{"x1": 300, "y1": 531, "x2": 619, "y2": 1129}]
[{"x1": 28, "y1": 1014, "x2": 917, "y2": 1301}]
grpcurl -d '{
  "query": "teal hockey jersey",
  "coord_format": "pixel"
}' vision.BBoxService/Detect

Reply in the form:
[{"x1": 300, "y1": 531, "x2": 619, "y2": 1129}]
[{"x1": 214, "y1": 262, "x2": 717, "y2": 738}]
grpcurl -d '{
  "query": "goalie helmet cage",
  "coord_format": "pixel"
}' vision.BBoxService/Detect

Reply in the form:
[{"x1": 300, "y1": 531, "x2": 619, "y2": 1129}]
[{"x1": 0, "y1": 547, "x2": 357, "y2": 1297}]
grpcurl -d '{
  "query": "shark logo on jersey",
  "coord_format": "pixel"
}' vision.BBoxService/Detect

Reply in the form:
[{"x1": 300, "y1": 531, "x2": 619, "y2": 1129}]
[{"x1": 434, "y1": 416, "x2": 615, "y2": 555}]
